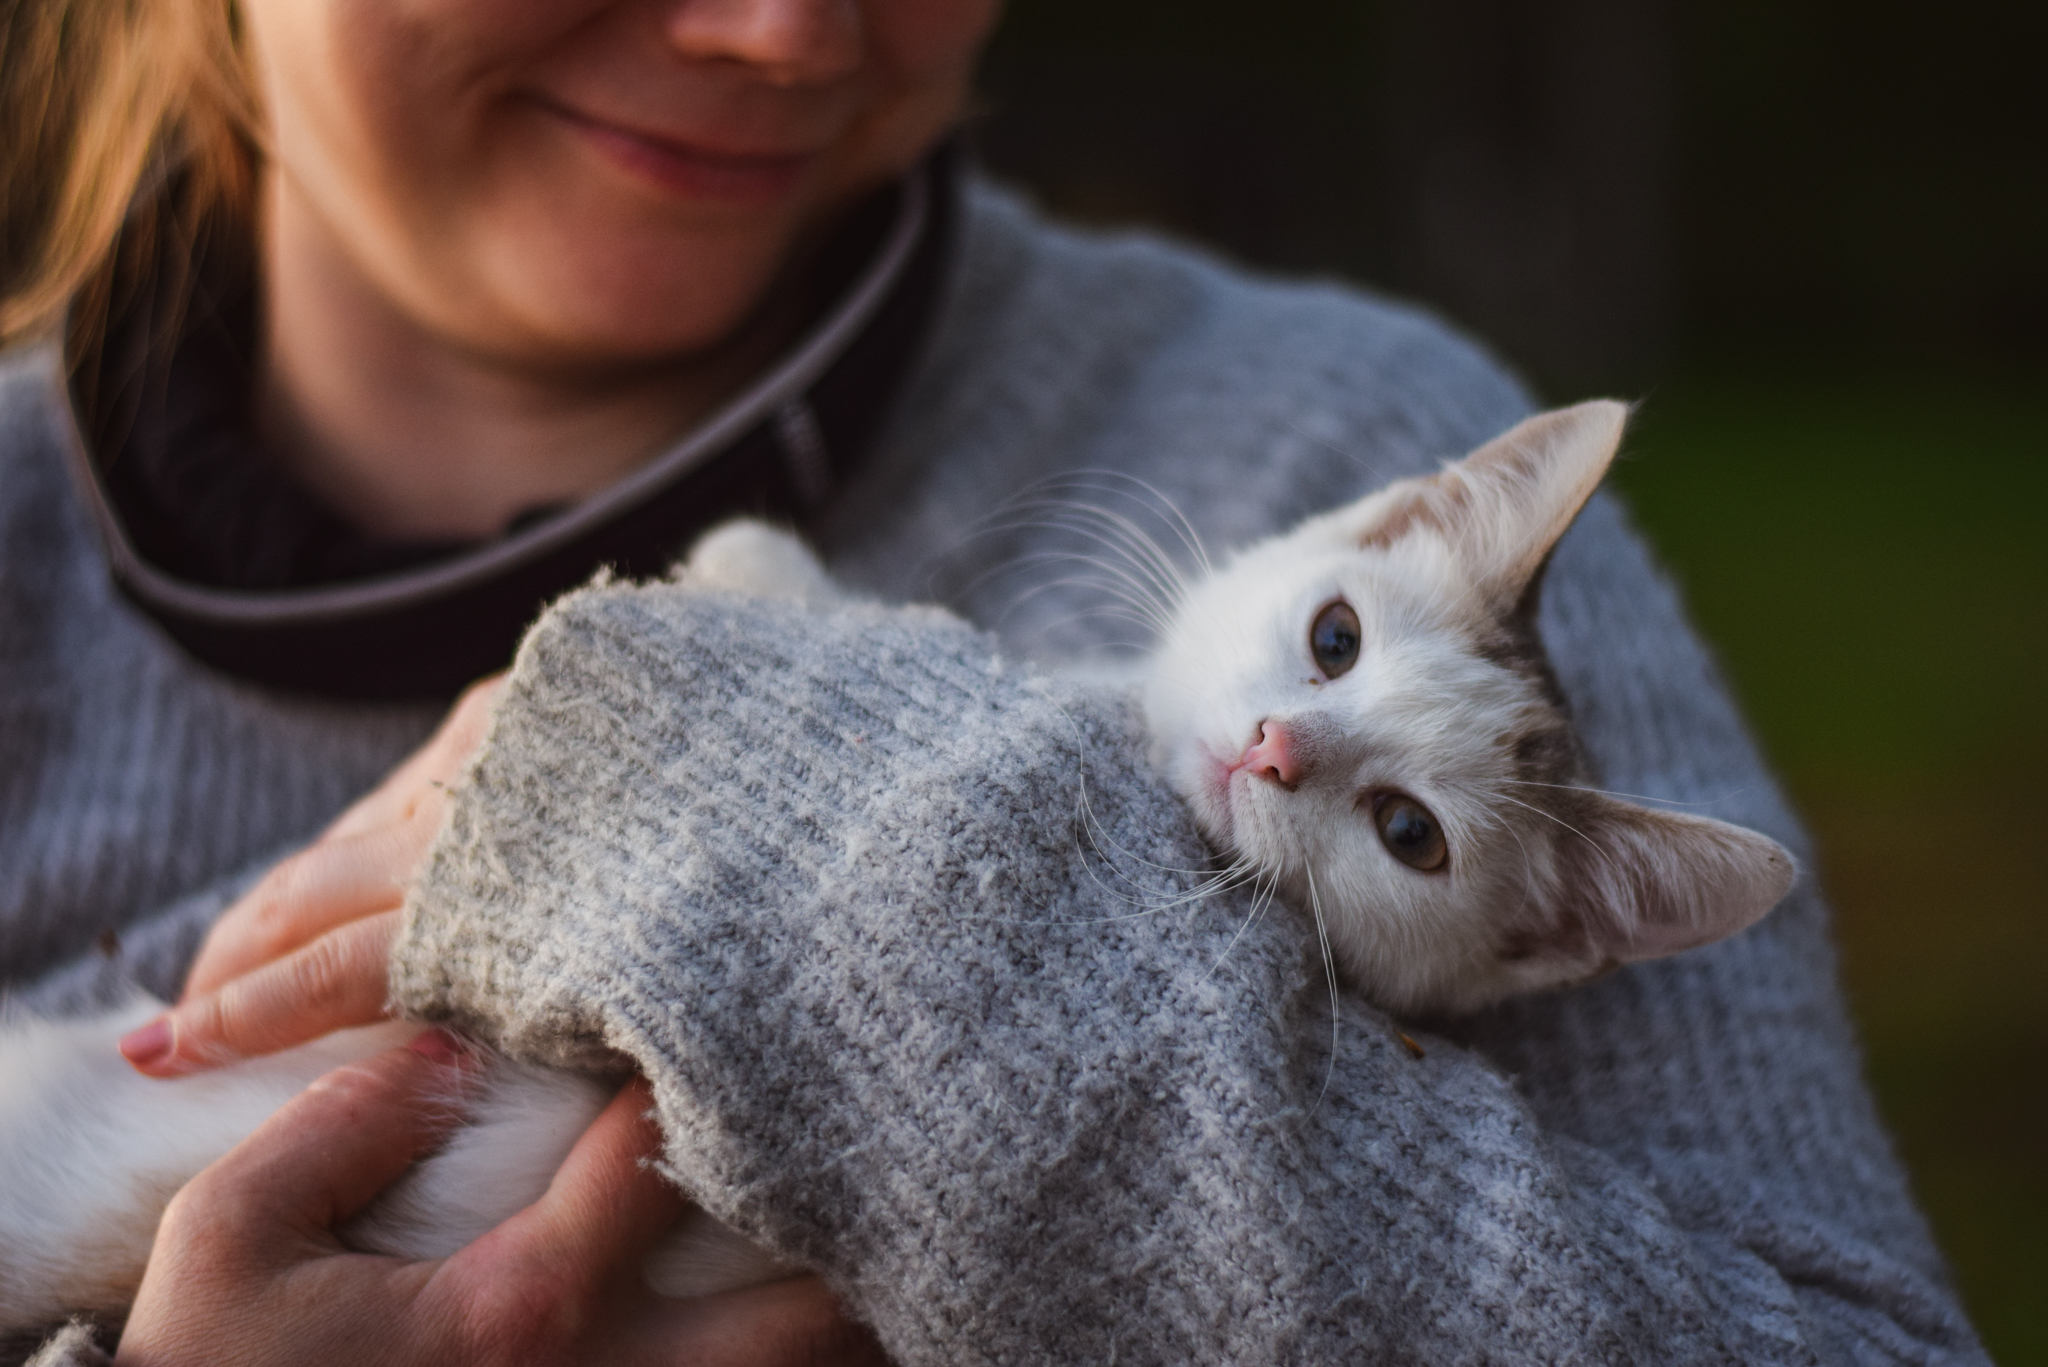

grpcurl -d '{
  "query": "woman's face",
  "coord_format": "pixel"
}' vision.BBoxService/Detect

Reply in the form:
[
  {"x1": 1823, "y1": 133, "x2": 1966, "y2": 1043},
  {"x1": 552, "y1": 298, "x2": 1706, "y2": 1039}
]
[{"x1": 239, "y1": 0, "x2": 1000, "y2": 369}]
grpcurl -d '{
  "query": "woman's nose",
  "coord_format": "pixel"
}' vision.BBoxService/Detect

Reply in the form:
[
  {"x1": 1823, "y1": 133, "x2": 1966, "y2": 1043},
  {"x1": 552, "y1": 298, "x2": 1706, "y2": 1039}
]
[{"x1": 662, "y1": 0, "x2": 865, "y2": 86}]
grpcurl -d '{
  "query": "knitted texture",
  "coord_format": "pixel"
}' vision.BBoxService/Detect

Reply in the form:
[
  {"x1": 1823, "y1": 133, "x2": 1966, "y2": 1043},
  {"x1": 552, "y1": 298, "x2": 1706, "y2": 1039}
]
[
  {"x1": 391, "y1": 573, "x2": 1984, "y2": 1365},
  {"x1": 2, "y1": 179, "x2": 1986, "y2": 1363},
  {"x1": 0, "y1": 358, "x2": 438, "y2": 1012}
]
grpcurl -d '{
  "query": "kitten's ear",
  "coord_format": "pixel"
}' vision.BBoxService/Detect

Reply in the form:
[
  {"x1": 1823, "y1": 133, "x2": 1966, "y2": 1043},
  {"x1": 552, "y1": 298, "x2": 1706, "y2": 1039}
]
[
  {"x1": 1343, "y1": 400, "x2": 1629, "y2": 613},
  {"x1": 1512, "y1": 796, "x2": 1796, "y2": 985}
]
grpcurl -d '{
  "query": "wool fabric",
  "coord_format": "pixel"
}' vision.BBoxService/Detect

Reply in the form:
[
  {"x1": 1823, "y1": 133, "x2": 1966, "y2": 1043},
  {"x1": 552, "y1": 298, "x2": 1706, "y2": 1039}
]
[{"x1": 6, "y1": 181, "x2": 1984, "y2": 1365}]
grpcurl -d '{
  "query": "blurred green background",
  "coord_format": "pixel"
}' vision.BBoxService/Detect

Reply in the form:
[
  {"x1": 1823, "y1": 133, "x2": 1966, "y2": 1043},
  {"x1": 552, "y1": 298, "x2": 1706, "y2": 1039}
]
[{"x1": 973, "y1": 1, "x2": 2045, "y2": 1359}]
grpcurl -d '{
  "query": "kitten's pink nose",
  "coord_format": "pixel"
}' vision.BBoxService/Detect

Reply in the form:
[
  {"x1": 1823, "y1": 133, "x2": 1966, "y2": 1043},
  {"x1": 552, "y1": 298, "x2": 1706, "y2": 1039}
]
[{"x1": 1237, "y1": 720, "x2": 1303, "y2": 789}]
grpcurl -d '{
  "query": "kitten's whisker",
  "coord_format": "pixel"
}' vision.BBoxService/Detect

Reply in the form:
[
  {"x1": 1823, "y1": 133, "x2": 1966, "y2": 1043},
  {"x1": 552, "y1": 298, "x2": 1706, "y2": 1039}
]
[
  {"x1": 1073, "y1": 822, "x2": 1243, "y2": 903},
  {"x1": 1116, "y1": 474, "x2": 1214, "y2": 579},
  {"x1": 907, "y1": 476, "x2": 1207, "y2": 658},
  {"x1": 1285, "y1": 420, "x2": 1387, "y2": 492},
  {"x1": 1047, "y1": 469, "x2": 1215, "y2": 580},
  {"x1": 1014, "y1": 525, "x2": 1184, "y2": 637},
  {"x1": 988, "y1": 501, "x2": 1185, "y2": 605},
  {"x1": 987, "y1": 567, "x2": 1176, "y2": 642},
  {"x1": 1199, "y1": 867, "x2": 1279, "y2": 986},
  {"x1": 984, "y1": 813, "x2": 1251, "y2": 924},
  {"x1": 999, "y1": 599, "x2": 1164, "y2": 644},
  {"x1": 1130, "y1": 866, "x2": 1262, "y2": 918},
  {"x1": 992, "y1": 548, "x2": 1180, "y2": 638},
  {"x1": 996, "y1": 539, "x2": 1176, "y2": 612},
  {"x1": 1049, "y1": 500, "x2": 1193, "y2": 614},
  {"x1": 1470, "y1": 804, "x2": 1542, "y2": 938},
  {"x1": 1025, "y1": 690, "x2": 1260, "y2": 934},
  {"x1": 985, "y1": 844, "x2": 1256, "y2": 926},
  {"x1": 1491, "y1": 792, "x2": 1595, "y2": 841},
  {"x1": 1065, "y1": 746, "x2": 1226, "y2": 885},
  {"x1": 1501, "y1": 779, "x2": 1718, "y2": 808},
  {"x1": 1077, "y1": 823, "x2": 1258, "y2": 902},
  {"x1": 1303, "y1": 866, "x2": 1341, "y2": 1118},
  {"x1": 1491, "y1": 793, "x2": 1620, "y2": 875},
  {"x1": 996, "y1": 494, "x2": 1193, "y2": 617},
  {"x1": 920, "y1": 506, "x2": 1183, "y2": 634}
]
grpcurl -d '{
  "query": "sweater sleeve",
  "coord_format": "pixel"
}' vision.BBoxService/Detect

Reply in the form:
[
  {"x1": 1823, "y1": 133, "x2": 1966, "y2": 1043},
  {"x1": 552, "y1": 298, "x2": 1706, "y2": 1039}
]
[
  {"x1": 7, "y1": 861, "x2": 274, "y2": 1017},
  {"x1": 389, "y1": 548, "x2": 1986, "y2": 1364}
]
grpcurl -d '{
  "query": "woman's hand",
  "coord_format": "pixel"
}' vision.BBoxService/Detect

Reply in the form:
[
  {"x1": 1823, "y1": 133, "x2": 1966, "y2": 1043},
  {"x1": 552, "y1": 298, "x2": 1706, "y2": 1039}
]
[
  {"x1": 119, "y1": 677, "x2": 505, "y2": 1077},
  {"x1": 115, "y1": 1035, "x2": 884, "y2": 1367}
]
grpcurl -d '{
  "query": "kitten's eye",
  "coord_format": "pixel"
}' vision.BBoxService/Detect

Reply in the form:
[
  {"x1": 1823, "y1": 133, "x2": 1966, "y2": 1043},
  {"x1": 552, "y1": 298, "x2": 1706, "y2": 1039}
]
[
  {"x1": 1309, "y1": 601, "x2": 1361, "y2": 679},
  {"x1": 1372, "y1": 793, "x2": 1448, "y2": 872}
]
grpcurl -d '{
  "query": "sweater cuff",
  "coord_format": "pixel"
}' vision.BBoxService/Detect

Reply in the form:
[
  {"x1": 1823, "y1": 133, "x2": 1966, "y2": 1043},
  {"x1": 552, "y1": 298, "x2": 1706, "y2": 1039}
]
[{"x1": 387, "y1": 579, "x2": 1060, "y2": 1069}]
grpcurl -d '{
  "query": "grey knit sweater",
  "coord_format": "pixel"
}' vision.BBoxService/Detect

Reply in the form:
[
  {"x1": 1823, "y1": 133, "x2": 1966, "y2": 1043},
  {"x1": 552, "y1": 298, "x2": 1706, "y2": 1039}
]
[{"x1": 3, "y1": 182, "x2": 1984, "y2": 1364}]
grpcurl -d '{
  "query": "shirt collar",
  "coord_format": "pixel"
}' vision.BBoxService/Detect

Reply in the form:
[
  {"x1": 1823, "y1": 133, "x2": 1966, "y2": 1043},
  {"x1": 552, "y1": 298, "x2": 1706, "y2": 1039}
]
[{"x1": 61, "y1": 146, "x2": 958, "y2": 700}]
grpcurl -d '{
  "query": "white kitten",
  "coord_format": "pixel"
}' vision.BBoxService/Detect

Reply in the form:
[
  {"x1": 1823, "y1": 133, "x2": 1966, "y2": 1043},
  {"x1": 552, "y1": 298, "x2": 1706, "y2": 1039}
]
[
  {"x1": 0, "y1": 401, "x2": 1792, "y2": 1342},
  {"x1": 1143, "y1": 400, "x2": 1792, "y2": 1014}
]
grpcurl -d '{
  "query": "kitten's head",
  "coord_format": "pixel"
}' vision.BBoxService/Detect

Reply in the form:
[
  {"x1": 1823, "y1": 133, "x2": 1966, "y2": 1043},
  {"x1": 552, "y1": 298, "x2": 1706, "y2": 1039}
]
[{"x1": 1142, "y1": 401, "x2": 1795, "y2": 1015}]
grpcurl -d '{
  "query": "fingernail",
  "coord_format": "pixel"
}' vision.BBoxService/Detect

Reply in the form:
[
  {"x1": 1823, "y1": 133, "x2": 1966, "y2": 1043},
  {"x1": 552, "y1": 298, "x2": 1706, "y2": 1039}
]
[
  {"x1": 118, "y1": 1017, "x2": 173, "y2": 1068},
  {"x1": 407, "y1": 1027, "x2": 467, "y2": 1067}
]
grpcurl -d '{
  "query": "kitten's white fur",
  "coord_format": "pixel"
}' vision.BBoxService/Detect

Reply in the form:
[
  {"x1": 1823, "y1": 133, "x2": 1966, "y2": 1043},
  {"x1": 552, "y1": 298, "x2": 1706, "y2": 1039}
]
[
  {"x1": 0, "y1": 402, "x2": 1793, "y2": 1336},
  {"x1": 0, "y1": 998, "x2": 786, "y2": 1333},
  {"x1": 1143, "y1": 401, "x2": 1793, "y2": 1012}
]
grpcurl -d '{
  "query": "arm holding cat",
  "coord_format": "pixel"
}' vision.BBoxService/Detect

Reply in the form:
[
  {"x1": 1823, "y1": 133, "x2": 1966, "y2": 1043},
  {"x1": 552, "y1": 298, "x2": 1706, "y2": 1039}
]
[
  {"x1": 28, "y1": 1044, "x2": 868, "y2": 1367},
  {"x1": 125, "y1": 504, "x2": 1985, "y2": 1364},
  {"x1": 117, "y1": 441, "x2": 1983, "y2": 1362},
  {"x1": 359, "y1": 548, "x2": 1980, "y2": 1365}
]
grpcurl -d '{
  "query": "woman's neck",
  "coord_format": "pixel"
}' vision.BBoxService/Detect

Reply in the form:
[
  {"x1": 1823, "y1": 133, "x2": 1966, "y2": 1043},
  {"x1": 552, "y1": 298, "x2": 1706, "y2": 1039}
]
[{"x1": 254, "y1": 181, "x2": 805, "y2": 542}]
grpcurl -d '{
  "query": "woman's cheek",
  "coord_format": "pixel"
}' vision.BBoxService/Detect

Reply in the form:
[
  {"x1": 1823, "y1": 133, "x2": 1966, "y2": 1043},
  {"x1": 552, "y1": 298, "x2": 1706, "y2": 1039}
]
[
  {"x1": 866, "y1": 0, "x2": 1006, "y2": 78},
  {"x1": 244, "y1": 0, "x2": 999, "y2": 363},
  {"x1": 812, "y1": 0, "x2": 1000, "y2": 202}
]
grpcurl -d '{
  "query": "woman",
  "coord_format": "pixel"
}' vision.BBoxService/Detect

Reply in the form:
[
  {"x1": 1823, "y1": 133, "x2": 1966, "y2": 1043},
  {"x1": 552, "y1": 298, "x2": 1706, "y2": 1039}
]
[{"x1": 0, "y1": 1, "x2": 1986, "y2": 1364}]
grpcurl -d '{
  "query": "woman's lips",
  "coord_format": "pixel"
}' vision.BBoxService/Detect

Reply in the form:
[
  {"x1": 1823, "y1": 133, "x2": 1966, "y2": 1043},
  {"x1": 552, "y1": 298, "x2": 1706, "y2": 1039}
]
[{"x1": 532, "y1": 97, "x2": 815, "y2": 202}]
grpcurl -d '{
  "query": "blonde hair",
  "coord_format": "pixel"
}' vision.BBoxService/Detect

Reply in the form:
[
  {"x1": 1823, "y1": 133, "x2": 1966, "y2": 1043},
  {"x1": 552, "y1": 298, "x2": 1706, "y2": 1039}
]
[{"x1": 0, "y1": 0, "x2": 262, "y2": 356}]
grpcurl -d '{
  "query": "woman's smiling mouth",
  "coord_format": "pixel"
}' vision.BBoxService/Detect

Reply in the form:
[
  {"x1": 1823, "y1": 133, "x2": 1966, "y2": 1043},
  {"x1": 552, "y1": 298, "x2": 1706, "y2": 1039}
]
[{"x1": 527, "y1": 95, "x2": 818, "y2": 203}]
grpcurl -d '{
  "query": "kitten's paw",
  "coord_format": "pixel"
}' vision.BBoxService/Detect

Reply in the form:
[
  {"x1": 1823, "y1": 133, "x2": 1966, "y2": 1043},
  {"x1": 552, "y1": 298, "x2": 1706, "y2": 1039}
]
[{"x1": 682, "y1": 521, "x2": 838, "y2": 603}]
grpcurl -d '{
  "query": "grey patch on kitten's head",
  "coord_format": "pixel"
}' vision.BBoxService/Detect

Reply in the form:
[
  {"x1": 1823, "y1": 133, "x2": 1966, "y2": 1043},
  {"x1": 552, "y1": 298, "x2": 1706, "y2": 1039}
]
[{"x1": 1142, "y1": 401, "x2": 1796, "y2": 1016}]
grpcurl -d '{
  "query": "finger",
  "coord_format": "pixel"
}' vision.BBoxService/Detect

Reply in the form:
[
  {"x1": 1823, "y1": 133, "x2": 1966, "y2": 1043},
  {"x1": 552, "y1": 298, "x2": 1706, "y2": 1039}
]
[
  {"x1": 165, "y1": 1032, "x2": 475, "y2": 1263},
  {"x1": 182, "y1": 816, "x2": 441, "y2": 1002},
  {"x1": 470, "y1": 1078, "x2": 688, "y2": 1297},
  {"x1": 125, "y1": 911, "x2": 399, "y2": 1076},
  {"x1": 325, "y1": 675, "x2": 505, "y2": 842}
]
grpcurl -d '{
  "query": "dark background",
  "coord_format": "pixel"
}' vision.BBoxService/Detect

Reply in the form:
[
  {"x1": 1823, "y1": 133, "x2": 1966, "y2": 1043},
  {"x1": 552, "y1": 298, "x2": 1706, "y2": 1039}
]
[{"x1": 970, "y1": 2, "x2": 2046, "y2": 1360}]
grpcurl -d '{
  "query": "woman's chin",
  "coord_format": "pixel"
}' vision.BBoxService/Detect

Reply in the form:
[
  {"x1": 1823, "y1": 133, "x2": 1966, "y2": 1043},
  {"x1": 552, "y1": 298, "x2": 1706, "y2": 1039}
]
[{"x1": 453, "y1": 223, "x2": 799, "y2": 368}]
